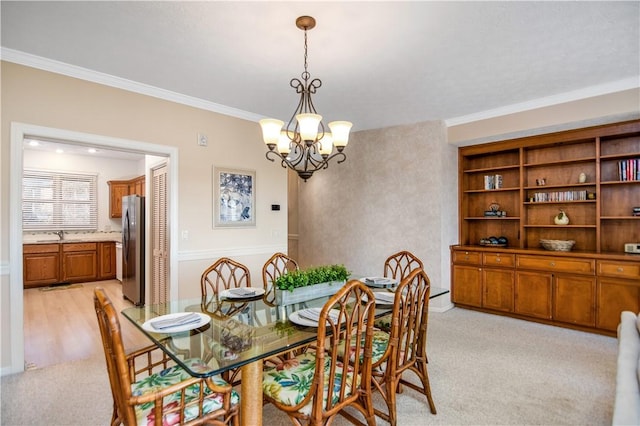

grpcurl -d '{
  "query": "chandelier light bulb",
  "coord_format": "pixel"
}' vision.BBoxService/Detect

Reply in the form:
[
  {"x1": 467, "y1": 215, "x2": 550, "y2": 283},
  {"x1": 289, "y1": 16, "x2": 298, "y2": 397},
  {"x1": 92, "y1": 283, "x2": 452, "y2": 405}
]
[
  {"x1": 318, "y1": 134, "x2": 333, "y2": 156},
  {"x1": 328, "y1": 121, "x2": 353, "y2": 149},
  {"x1": 259, "y1": 119, "x2": 284, "y2": 147},
  {"x1": 296, "y1": 113, "x2": 322, "y2": 142},
  {"x1": 277, "y1": 131, "x2": 291, "y2": 155}
]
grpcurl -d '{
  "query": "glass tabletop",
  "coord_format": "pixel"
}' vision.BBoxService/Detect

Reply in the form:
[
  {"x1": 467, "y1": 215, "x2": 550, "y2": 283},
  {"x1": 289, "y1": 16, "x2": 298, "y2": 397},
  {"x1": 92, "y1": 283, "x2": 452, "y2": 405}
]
[{"x1": 121, "y1": 286, "x2": 449, "y2": 378}]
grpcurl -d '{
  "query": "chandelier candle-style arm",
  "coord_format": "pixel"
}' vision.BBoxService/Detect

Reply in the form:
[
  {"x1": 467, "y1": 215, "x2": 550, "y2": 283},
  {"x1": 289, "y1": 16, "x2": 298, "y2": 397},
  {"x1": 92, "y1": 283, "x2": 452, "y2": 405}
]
[{"x1": 258, "y1": 15, "x2": 352, "y2": 181}]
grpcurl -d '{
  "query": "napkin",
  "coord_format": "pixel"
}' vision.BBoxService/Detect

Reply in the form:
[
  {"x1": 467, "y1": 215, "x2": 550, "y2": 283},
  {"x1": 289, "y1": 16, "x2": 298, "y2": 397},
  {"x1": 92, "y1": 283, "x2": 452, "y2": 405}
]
[
  {"x1": 297, "y1": 308, "x2": 339, "y2": 323},
  {"x1": 228, "y1": 287, "x2": 256, "y2": 297},
  {"x1": 374, "y1": 292, "x2": 396, "y2": 304},
  {"x1": 365, "y1": 277, "x2": 394, "y2": 285},
  {"x1": 150, "y1": 313, "x2": 200, "y2": 330}
]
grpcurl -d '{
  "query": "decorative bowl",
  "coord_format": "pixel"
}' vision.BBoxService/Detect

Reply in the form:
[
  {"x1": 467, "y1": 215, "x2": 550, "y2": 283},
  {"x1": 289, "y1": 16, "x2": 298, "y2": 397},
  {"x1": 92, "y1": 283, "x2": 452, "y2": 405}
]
[{"x1": 540, "y1": 239, "x2": 575, "y2": 252}]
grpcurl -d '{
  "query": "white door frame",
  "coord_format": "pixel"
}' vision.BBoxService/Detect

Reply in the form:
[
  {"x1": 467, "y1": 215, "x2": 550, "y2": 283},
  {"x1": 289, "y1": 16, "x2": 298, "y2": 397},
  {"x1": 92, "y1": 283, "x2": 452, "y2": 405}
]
[{"x1": 7, "y1": 122, "x2": 179, "y2": 375}]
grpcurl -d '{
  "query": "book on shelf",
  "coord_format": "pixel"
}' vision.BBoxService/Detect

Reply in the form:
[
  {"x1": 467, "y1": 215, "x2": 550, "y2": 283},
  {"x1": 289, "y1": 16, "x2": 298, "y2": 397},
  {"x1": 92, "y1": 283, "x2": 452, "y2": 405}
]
[{"x1": 618, "y1": 159, "x2": 639, "y2": 181}]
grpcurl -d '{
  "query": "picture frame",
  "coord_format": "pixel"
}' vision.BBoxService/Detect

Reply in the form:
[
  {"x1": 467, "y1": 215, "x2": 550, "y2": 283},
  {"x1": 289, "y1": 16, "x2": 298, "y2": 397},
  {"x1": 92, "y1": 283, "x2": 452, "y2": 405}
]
[{"x1": 213, "y1": 167, "x2": 256, "y2": 228}]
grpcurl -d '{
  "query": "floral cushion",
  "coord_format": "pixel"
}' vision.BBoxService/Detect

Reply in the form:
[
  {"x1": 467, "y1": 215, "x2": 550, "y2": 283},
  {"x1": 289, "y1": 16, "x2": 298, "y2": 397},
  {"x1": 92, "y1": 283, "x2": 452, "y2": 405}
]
[
  {"x1": 374, "y1": 314, "x2": 392, "y2": 331},
  {"x1": 336, "y1": 330, "x2": 389, "y2": 364},
  {"x1": 262, "y1": 352, "x2": 357, "y2": 416},
  {"x1": 132, "y1": 358, "x2": 239, "y2": 426}
]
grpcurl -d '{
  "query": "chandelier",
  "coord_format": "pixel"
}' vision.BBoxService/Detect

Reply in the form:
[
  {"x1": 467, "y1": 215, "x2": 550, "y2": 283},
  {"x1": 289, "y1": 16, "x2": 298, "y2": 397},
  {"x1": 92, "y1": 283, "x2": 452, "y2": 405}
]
[{"x1": 259, "y1": 16, "x2": 352, "y2": 181}]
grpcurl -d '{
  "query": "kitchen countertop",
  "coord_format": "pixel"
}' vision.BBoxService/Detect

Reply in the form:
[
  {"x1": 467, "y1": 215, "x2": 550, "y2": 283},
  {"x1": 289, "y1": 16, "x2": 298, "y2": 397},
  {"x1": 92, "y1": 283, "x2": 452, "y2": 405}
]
[{"x1": 23, "y1": 232, "x2": 122, "y2": 244}]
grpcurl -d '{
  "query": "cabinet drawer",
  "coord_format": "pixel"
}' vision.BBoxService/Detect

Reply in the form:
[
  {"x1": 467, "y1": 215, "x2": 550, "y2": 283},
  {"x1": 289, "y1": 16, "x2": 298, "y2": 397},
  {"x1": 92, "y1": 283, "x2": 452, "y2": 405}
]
[
  {"x1": 23, "y1": 243, "x2": 60, "y2": 254},
  {"x1": 483, "y1": 253, "x2": 515, "y2": 267},
  {"x1": 597, "y1": 261, "x2": 640, "y2": 280},
  {"x1": 62, "y1": 242, "x2": 97, "y2": 252},
  {"x1": 453, "y1": 250, "x2": 482, "y2": 265},
  {"x1": 516, "y1": 255, "x2": 595, "y2": 275}
]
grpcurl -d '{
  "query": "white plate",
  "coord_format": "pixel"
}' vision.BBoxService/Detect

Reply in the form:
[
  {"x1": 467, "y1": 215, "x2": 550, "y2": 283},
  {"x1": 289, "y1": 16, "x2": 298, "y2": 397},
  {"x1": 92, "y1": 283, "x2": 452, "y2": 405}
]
[
  {"x1": 142, "y1": 312, "x2": 211, "y2": 333},
  {"x1": 359, "y1": 277, "x2": 398, "y2": 288},
  {"x1": 289, "y1": 308, "x2": 341, "y2": 327},
  {"x1": 219, "y1": 287, "x2": 265, "y2": 299}
]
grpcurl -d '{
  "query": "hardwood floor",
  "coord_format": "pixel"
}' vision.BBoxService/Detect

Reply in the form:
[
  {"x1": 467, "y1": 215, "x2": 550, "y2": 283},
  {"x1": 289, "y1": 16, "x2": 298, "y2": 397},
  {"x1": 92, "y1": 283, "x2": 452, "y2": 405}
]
[{"x1": 23, "y1": 279, "x2": 150, "y2": 370}]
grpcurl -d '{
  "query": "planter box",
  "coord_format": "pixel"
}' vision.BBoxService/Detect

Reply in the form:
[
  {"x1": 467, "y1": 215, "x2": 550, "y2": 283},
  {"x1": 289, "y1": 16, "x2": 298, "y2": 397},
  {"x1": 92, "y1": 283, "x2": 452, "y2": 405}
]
[{"x1": 275, "y1": 280, "x2": 346, "y2": 306}]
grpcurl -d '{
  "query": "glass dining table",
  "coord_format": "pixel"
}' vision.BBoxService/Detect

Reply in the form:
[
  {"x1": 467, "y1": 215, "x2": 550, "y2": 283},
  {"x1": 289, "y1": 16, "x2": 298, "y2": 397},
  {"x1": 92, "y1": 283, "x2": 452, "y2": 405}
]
[{"x1": 121, "y1": 285, "x2": 449, "y2": 425}]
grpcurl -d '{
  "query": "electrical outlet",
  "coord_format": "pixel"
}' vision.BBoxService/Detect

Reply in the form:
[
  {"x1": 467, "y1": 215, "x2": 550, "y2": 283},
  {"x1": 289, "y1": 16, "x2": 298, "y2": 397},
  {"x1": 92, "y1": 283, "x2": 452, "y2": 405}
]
[
  {"x1": 181, "y1": 230, "x2": 189, "y2": 240},
  {"x1": 197, "y1": 133, "x2": 208, "y2": 147}
]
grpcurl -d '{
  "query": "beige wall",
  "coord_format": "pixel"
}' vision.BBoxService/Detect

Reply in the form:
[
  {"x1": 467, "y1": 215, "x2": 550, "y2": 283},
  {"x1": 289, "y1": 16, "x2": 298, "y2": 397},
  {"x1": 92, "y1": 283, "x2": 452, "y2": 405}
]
[
  {"x1": 297, "y1": 121, "x2": 458, "y2": 311},
  {"x1": 448, "y1": 88, "x2": 640, "y2": 146},
  {"x1": 1, "y1": 62, "x2": 288, "y2": 371}
]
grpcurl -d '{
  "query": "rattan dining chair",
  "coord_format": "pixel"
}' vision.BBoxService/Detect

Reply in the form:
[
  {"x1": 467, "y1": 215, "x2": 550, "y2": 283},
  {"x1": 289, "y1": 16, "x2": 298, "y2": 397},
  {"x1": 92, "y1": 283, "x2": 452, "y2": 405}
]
[
  {"x1": 93, "y1": 287, "x2": 239, "y2": 426},
  {"x1": 374, "y1": 250, "x2": 424, "y2": 331},
  {"x1": 201, "y1": 257, "x2": 252, "y2": 298},
  {"x1": 200, "y1": 257, "x2": 252, "y2": 386},
  {"x1": 262, "y1": 279, "x2": 377, "y2": 426},
  {"x1": 371, "y1": 268, "x2": 437, "y2": 425},
  {"x1": 262, "y1": 252, "x2": 299, "y2": 305}
]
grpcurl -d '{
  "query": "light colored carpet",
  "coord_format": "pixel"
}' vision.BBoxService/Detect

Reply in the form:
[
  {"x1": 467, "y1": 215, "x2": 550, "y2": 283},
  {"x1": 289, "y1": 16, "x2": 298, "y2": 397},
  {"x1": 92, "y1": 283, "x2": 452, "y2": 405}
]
[{"x1": 1, "y1": 308, "x2": 617, "y2": 425}]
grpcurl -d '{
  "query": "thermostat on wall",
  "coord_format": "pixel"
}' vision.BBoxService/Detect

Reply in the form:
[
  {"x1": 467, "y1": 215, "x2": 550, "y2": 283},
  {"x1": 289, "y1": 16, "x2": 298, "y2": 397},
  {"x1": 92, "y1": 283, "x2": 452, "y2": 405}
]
[{"x1": 624, "y1": 243, "x2": 640, "y2": 254}]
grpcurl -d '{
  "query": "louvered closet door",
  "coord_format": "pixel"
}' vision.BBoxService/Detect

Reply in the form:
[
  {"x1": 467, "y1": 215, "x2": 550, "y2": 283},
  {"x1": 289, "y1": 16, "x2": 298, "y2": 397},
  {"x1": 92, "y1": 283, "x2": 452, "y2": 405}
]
[{"x1": 151, "y1": 163, "x2": 169, "y2": 304}]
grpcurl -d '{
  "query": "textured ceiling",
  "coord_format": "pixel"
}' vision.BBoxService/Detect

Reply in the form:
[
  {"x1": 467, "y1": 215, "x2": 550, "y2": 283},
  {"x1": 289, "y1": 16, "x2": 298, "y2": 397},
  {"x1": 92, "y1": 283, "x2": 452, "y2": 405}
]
[{"x1": 2, "y1": 1, "x2": 639, "y2": 133}]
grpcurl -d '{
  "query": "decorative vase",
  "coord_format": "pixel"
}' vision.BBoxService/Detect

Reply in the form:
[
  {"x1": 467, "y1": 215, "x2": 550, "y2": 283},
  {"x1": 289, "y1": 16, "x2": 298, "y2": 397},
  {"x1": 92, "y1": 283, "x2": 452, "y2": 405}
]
[
  {"x1": 554, "y1": 210, "x2": 570, "y2": 225},
  {"x1": 579, "y1": 172, "x2": 586, "y2": 183},
  {"x1": 274, "y1": 280, "x2": 346, "y2": 306}
]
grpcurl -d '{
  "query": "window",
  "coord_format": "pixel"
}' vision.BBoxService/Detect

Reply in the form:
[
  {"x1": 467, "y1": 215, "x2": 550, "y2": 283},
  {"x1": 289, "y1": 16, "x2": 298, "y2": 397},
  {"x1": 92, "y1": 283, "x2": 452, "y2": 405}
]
[{"x1": 23, "y1": 169, "x2": 98, "y2": 231}]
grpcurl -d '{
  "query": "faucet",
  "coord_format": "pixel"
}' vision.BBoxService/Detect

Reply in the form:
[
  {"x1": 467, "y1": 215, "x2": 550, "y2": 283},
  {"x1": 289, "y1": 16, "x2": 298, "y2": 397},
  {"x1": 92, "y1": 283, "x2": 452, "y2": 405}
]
[{"x1": 54, "y1": 230, "x2": 64, "y2": 240}]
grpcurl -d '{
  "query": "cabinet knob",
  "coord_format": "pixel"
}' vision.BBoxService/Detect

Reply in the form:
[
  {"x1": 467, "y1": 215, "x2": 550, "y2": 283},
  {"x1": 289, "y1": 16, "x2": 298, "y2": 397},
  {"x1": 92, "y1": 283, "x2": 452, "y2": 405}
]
[
  {"x1": 496, "y1": 258, "x2": 501, "y2": 262},
  {"x1": 617, "y1": 267, "x2": 624, "y2": 272},
  {"x1": 549, "y1": 262, "x2": 556, "y2": 267}
]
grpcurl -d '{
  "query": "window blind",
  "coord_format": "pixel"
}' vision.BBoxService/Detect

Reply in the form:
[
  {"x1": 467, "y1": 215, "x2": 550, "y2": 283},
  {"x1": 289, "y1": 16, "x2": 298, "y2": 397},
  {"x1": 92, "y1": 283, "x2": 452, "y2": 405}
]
[{"x1": 23, "y1": 169, "x2": 98, "y2": 231}]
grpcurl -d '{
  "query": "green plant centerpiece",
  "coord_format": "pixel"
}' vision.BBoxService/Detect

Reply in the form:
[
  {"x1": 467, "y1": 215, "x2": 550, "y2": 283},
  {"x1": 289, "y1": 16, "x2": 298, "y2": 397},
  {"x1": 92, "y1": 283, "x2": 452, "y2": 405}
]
[{"x1": 274, "y1": 264, "x2": 349, "y2": 306}]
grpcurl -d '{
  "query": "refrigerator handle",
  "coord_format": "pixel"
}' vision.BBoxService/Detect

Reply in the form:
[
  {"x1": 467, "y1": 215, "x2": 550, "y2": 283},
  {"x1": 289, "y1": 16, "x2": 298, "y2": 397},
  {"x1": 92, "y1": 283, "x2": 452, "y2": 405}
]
[{"x1": 123, "y1": 210, "x2": 130, "y2": 262}]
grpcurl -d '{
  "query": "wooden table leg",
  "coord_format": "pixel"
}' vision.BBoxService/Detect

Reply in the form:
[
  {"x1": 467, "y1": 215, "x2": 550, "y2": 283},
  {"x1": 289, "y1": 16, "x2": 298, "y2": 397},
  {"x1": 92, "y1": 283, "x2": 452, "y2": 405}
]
[{"x1": 240, "y1": 359, "x2": 263, "y2": 426}]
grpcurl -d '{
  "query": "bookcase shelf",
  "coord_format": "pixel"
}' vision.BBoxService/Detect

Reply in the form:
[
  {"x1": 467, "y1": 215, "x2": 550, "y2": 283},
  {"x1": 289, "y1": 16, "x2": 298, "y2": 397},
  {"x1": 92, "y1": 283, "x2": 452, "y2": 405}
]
[{"x1": 458, "y1": 119, "x2": 640, "y2": 253}]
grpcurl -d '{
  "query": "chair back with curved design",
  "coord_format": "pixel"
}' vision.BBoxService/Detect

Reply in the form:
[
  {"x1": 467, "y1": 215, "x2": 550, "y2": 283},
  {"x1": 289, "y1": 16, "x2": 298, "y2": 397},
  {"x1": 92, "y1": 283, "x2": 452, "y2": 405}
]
[
  {"x1": 201, "y1": 257, "x2": 251, "y2": 299},
  {"x1": 262, "y1": 252, "x2": 299, "y2": 305},
  {"x1": 263, "y1": 279, "x2": 377, "y2": 425},
  {"x1": 371, "y1": 268, "x2": 437, "y2": 425},
  {"x1": 94, "y1": 287, "x2": 239, "y2": 426},
  {"x1": 384, "y1": 250, "x2": 424, "y2": 281}
]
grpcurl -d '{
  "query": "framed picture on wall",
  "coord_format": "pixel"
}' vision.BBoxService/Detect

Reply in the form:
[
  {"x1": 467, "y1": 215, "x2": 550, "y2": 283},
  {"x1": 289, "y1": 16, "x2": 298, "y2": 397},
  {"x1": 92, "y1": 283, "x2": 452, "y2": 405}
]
[{"x1": 213, "y1": 167, "x2": 256, "y2": 228}]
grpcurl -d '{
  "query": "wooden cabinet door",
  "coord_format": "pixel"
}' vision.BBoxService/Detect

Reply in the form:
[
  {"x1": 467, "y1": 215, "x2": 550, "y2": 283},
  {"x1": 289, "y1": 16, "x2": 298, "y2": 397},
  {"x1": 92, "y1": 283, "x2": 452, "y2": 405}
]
[
  {"x1": 133, "y1": 176, "x2": 145, "y2": 196},
  {"x1": 515, "y1": 271, "x2": 552, "y2": 319},
  {"x1": 553, "y1": 274, "x2": 596, "y2": 326},
  {"x1": 61, "y1": 243, "x2": 98, "y2": 282},
  {"x1": 108, "y1": 181, "x2": 130, "y2": 218},
  {"x1": 98, "y1": 242, "x2": 116, "y2": 279},
  {"x1": 482, "y1": 268, "x2": 514, "y2": 312},
  {"x1": 597, "y1": 278, "x2": 640, "y2": 331},
  {"x1": 452, "y1": 265, "x2": 482, "y2": 307},
  {"x1": 23, "y1": 244, "x2": 61, "y2": 287}
]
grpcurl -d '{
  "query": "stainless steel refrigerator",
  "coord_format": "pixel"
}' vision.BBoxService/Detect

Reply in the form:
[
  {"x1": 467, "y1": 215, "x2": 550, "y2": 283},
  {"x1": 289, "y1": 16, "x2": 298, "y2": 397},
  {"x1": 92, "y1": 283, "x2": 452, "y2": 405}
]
[{"x1": 122, "y1": 195, "x2": 145, "y2": 305}]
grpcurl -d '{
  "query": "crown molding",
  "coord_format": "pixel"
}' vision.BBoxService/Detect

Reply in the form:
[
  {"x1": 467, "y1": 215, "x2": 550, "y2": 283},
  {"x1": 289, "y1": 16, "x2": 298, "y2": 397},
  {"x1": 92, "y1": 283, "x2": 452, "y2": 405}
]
[
  {"x1": 444, "y1": 77, "x2": 640, "y2": 127},
  {"x1": 1, "y1": 48, "x2": 264, "y2": 123}
]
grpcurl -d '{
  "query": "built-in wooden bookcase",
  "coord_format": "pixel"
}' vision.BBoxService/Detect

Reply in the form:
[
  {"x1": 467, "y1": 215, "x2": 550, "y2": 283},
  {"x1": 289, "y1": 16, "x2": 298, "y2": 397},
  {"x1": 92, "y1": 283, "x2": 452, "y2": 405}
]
[
  {"x1": 458, "y1": 120, "x2": 640, "y2": 253},
  {"x1": 453, "y1": 119, "x2": 640, "y2": 336}
]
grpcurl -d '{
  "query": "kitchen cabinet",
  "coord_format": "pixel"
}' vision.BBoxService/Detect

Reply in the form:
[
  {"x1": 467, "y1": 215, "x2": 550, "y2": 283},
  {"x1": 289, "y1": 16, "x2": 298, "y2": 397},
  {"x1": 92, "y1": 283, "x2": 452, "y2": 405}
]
[
  {"x1": 23, "y1": 244, "x2": 61, "y2": 288},
  {"x1": 107, "y1": 175, "x2": 145, "y2": 218},
  {"x1": 98, "y1": 242, "x2": 116, "y2": 280},
  {"x1": 61, "y1": 242, "x2": 98, "y2": 283},
  {"x1": 24, "y1": 241, "x2": 118, "y2": 288}
]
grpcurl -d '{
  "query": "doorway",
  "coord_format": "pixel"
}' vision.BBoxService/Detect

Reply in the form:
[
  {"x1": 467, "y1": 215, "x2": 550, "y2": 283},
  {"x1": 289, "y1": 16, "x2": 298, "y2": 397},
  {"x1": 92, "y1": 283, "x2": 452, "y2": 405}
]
[{"x1": 8, "y1": 122, "x2": 179, "y2": 374}]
